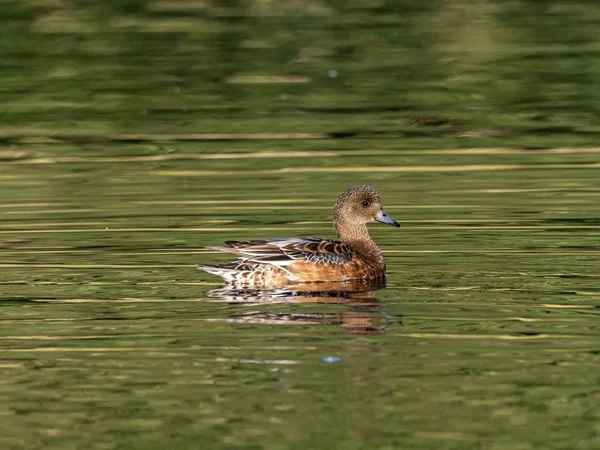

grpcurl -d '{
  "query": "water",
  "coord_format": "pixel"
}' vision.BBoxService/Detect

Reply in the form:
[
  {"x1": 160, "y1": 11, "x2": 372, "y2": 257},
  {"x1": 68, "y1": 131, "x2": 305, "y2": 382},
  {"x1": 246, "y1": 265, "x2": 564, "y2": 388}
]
[
  {"x1": 2, "y1": 1, "x2": 600, "y2": 449},
  {"x1": 3, "y1": 148, "x2": 599, "y2": 449}
]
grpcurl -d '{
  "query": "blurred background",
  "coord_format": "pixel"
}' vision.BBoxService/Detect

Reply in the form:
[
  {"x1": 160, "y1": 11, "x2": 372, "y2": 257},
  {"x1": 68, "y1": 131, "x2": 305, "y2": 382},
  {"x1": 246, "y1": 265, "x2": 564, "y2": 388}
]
[
  {"x1": 2, "y1": 1, "x2": 600, "y2": 450},
  {"x1": 3, "y1": 0, "x2": 600, "y2": 146}
]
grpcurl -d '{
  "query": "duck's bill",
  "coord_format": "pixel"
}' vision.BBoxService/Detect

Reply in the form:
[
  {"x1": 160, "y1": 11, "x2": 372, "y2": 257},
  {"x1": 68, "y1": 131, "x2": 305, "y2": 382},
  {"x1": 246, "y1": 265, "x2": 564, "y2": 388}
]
[{"x1": 375, "y1": 210, "x2": 400, "y2": 227}]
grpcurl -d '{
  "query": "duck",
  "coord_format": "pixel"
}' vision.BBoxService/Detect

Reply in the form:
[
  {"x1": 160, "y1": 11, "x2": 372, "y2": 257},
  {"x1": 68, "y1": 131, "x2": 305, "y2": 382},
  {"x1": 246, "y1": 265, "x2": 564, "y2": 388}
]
[{"x1": 197, "y1": 185, "x2": 400, "y2": 288}]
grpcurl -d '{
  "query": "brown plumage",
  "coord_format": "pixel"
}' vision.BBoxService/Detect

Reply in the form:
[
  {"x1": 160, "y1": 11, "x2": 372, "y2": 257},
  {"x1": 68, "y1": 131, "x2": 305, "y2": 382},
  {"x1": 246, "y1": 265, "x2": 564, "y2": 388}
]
[{"x1": 197, "y1": 185, "x2": 400, "y2": 288}]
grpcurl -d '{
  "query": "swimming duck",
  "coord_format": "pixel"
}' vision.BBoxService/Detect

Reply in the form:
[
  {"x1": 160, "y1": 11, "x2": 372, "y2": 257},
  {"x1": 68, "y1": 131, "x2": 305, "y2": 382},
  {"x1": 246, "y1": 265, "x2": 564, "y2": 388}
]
[{"x1": 197, "y1": 185, "x2": 400, "y2": 287}]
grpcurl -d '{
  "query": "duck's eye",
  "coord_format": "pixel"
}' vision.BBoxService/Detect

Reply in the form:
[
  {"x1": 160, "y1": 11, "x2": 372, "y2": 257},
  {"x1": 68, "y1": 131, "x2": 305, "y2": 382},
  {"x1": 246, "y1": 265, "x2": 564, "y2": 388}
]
[{"x1": 362, "y1": 201, "x2": 370, "y2": 207}]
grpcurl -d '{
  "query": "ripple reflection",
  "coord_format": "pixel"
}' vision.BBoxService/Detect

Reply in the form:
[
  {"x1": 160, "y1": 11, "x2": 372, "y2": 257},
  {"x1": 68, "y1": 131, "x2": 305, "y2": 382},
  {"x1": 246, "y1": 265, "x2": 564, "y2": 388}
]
[{"x1": 206, "y1": 279, "x2": 389, "y2": 334}]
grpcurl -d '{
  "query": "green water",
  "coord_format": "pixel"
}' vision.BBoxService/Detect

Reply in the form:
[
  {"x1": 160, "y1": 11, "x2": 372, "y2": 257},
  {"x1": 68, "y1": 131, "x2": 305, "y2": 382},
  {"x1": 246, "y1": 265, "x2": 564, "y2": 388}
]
[{"x1": 2, "y1": 1, "x2": 600, "y2": 449}]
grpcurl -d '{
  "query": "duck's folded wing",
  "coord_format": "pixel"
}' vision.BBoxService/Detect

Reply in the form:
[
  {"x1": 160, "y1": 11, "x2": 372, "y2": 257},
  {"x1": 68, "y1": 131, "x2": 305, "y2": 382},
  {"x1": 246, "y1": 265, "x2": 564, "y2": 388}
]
[{"x1": 211, "y1": 238, "x2": 353, "y2": 266}]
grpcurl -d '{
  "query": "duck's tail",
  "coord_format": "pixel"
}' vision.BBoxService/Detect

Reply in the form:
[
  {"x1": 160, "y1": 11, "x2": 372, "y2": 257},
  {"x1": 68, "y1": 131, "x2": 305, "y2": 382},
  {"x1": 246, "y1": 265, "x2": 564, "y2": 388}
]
[{"x1": 196, "y1": 264, "x2": 239, "y2": 283}]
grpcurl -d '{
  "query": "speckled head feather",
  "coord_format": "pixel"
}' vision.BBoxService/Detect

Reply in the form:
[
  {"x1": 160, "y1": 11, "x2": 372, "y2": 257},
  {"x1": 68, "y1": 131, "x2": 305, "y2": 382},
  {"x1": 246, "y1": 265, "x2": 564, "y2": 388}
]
[
  {"x1": 334, "y1": 185, "x2": 383, "y2": 232},
  {"x1": 198, "y1": 185, "x2": 400, "y2": 288},
  {"x1": 332, "y1": 185, "x2": 399, "y2": 263}
]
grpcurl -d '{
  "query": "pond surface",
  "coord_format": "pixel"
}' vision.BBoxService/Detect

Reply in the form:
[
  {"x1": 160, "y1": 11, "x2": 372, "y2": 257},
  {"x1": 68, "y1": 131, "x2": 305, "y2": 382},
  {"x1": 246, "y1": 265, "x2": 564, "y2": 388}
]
[
  {"x1": 2, "y1": 147, "x2": 600, "y2": 450},
  {"x1": 2, "y1": 1, "x2": 600, "y2": 449}
]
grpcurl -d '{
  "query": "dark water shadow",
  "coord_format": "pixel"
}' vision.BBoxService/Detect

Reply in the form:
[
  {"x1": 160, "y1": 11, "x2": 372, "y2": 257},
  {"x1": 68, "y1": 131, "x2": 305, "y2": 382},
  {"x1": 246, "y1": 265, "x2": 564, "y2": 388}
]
[{"x1": 206, "y1": 279, "x2": 390, "y2": 334}]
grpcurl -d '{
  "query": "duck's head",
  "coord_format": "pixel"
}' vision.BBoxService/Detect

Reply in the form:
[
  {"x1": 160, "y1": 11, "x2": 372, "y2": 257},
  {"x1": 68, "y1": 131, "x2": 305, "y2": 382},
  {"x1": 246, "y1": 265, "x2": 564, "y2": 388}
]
[{"x1": 334, "y1": 185, "x2": 400, "y2": 230}]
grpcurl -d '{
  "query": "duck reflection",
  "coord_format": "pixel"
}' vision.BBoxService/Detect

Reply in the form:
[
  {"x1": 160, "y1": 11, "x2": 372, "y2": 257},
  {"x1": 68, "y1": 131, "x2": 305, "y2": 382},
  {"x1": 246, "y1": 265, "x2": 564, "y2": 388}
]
[{"x1": 206, "y1": 279, "x2": 390, "y2": 334}]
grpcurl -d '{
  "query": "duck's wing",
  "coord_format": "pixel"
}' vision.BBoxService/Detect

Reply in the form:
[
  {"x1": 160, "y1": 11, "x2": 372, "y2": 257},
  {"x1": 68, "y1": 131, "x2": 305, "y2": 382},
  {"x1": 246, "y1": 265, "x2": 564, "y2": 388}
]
[{"x1": 210, "y1": 237, "x2": 353, "y2": 266}]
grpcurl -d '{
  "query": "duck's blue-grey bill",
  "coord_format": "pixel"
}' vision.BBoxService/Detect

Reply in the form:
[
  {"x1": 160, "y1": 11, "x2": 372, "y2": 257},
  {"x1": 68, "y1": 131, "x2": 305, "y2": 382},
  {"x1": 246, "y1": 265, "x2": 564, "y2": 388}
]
[{"x1": 375, "y1": 210, "x2": 400, "y2": 227}]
